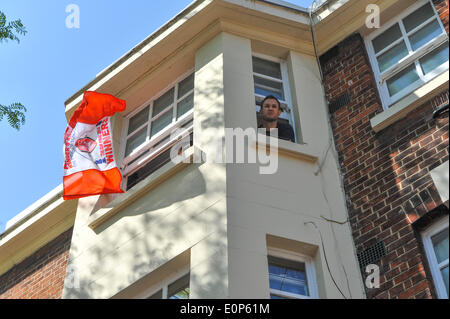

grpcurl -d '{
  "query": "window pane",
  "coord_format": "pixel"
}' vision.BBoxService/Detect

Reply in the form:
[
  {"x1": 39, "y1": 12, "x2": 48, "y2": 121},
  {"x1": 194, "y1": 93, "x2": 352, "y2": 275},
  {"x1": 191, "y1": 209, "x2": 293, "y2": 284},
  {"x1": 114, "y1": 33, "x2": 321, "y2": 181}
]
[
  {"x1": 254, "y1": 76, "x2": 284, "y2": 100},
  {"x1": 126, "y1": 148, "x2": 172, "y2": 190},
  {"x1": 125, "y1": 127, "x2": 147, "y2": 157},
  {"x1": 376, "y1": 41, "x2": 408, "y2": 73},
  {"x1": 178, "y1": 73, "x2": 194, "y2": 98},
  {"x1": 153, "y1": 88, "x2": 174, "y2": 117},
  {"x1": 153, "y1": 135, "x2": 171, "y2": 150},
  {"x1": 252, "y1": 56, "x2": 282, "y2": 79},
  {"x1": 168, "y1": 274, "x2": 190, "y2": 299},
  {"x1": 168, "y1": 287, "x2": 190, "y2": 299},
  {"x1": 177, "y1": 93, "x2": 194, "y2": 119},
  {"x1": 268, "y1": 256, "x2": 309, "y2": 296},
  {"x1": 386, "y1": 64, "x2": 420, "y2": 96},
  {"x1": 151, "y1": 110, "x2": 173, "y2": 138},
  {"x1": 403, "y1": 2, "x2": 435, "y2": 33},
  {"x1": 432, "y1": 228, "x2": 449, "y2": 264},
  {"x1": 409, "y1": 20, "x2": 443, "y2": 51},
  {"x1": 270, "y1": 294, "x2": 288, "y2": 299},
  {"x1": 286, "y1": 268, "x2": 307, "y2": 281},
  {"x1": 420, "y1": 42, "x2": 449, "y2": 75},
  {"x1": 147, "y1": 289, "x2": 162, "y2": 299},
  {"x1": 373, "y1": 24, "x2": 403, "y2": 54},
  {"x1": 269, "y1": 265, "x2": 285, "y2": 290},
  {"x1": 255, "y1": 86, "x2": 283, "y2": 101},
  {"x1": 128, "y1": 149, "x2": 150, "y2": 166},
  {"x1": 128, "y1": 107, "x2": 149, "y2": 135},
  {"x1": 269, "y1": 273, "x2": 308, "y2": 295},
  {"x1": 441, "y1": 266, "x2": 449, "y2": 296}
]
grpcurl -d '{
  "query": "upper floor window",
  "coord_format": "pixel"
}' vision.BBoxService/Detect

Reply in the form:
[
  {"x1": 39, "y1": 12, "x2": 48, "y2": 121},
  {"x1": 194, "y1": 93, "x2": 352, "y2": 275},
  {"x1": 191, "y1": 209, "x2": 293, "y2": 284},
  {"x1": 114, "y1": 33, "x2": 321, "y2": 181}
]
[
  {"x1": 267, "y1": 248, "x2": 318, "y2": 299},
  {"x1": 121, "y1": 72, "x2": 194, "y2": 190},
  {"x1": 365, "y1": 0, "x2": 449, "y2": 108},
  {"x1": 252, "y1": 54, "x2": 297, "y2": 142},
  {"x1": 422, "y1": 216, "x2": 449, "y2": 299}
]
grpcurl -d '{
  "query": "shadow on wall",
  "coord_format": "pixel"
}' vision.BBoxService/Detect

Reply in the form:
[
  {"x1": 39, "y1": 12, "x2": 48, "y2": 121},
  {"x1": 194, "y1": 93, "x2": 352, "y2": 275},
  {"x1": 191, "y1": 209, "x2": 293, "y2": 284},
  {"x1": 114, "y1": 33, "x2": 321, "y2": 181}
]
[
  {"x1": 94, "y1": 164, "x2": 207, "y2": 234},
  {"x1": 64, "y1": 65, "x2": 231, "y2": 299},
  {"x1": 362, "y1": 93, "x2": 448, "y2": 299},
  {"x1": 63, "y1": 163, "x2": 229, "y2": 299},
  {"x1": 92, "y1": 62, "x2": 227, "y2": 235}
]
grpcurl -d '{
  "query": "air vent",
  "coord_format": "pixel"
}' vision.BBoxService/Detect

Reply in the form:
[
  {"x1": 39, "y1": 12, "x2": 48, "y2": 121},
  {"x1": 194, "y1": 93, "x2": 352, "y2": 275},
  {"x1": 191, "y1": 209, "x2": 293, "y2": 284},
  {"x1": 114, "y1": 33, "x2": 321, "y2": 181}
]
[
  {"x1": 328, "y1": 92, "x2": 350, "y2": 114},
  {"x1": 357, "y1": 241, "x2": 386, "y2": 270}
]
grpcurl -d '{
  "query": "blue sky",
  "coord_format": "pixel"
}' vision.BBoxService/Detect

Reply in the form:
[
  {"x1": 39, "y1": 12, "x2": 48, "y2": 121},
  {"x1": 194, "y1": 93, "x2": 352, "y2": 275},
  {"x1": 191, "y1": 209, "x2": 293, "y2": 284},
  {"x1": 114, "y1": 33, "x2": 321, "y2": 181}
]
[{"x1": 0, "y1": 0, "x2": 313, "y2": 232}]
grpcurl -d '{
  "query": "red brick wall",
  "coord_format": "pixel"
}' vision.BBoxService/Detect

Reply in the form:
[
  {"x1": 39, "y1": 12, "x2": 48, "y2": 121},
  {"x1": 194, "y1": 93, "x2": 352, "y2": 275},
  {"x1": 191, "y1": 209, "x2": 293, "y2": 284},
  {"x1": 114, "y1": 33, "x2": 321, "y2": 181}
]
[
  {"x1": 320, "y1": 1, "x2": 449, "y2": 299},
  {"x1": 434, "y1": 0, "x2": 449, "y2": 34},
  {"x1": 0, "y1": 228, "x2": 73, "y2": 299}
]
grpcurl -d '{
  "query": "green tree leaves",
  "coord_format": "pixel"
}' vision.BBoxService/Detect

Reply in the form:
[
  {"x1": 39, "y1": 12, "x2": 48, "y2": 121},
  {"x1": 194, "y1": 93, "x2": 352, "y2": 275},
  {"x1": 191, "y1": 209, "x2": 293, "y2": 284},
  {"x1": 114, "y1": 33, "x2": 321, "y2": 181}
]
[
  {"x1": 0, "y1": 102, "x2": 27, "y2": 130},
  {"x1": 1, "y1": 10, "x2": 27, "y2": 130},
  {"x1": 0, "y1": 11, "x2": 27, "y2": 43}
]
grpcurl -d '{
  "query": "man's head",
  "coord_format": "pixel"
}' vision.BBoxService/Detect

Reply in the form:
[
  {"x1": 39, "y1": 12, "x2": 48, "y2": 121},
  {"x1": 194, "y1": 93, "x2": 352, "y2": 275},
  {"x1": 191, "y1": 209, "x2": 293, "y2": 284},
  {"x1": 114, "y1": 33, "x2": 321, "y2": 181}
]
[{"x1": 260, "y1": 95, "x2": 282, "y2": 122}]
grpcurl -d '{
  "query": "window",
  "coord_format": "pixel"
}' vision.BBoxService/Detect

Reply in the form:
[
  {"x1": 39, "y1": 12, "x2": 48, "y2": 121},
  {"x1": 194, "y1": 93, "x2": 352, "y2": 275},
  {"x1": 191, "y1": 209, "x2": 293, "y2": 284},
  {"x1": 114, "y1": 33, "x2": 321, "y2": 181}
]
[
  {"x1": 252, "y1": 54, "x2": 296, "y2": 141},
  {"x1": 422, "y1": 216, "x2": 449, "y2": 299},
  {"x1": 366, "y1": 0, "x2": 449, "y2": 108},
  {"x1": 267, "y1": 248, "x2": 318, "y2": 299},
  {"x1": 146, "y1": 272, "x2": 190, "y2": 299},
  {"x1": 121, "y1": 71, "x2": 194, "y2": 189}
]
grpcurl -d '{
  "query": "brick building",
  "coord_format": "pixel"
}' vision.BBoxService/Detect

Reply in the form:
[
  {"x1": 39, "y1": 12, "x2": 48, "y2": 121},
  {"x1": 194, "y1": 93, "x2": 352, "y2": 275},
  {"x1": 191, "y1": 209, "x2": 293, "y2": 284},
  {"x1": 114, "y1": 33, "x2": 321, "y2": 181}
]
[
  {"x1": 318, "y1": 0, "x2": 449, "y2": 299},
  {"x1": 0, "y1": 185, "x2": 76, "y2": 299},
  {"x1": 0, "y1": 0, "x2": 448, "y2": 299},
  {"x1": 0, "y1": 228, "x2": 73, "y2": 299}
]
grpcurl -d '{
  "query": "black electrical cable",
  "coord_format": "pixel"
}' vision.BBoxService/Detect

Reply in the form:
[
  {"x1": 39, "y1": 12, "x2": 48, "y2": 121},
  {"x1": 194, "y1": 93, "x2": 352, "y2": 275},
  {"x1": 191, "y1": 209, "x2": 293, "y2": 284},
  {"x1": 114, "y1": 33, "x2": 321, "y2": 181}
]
[
  {"x1": 433, "y1": 102, "x2": 449, "y2": 119},
  {"x1": 305, "y1": 221, "x2": 348, "y2": 299},
  {"x1": 307, "y1": 2, "x2": 350, "y2": 300}
]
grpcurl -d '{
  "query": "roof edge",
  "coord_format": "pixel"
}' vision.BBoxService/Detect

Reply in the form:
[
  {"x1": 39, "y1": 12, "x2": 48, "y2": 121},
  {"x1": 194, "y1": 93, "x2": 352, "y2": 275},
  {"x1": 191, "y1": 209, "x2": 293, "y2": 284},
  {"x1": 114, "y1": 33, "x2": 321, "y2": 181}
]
[
  {"x1": 1, "y1": 184, "x2": 63, "y2": 240},
  {"x1": 64, "y1": 0, "x2": 334, "y2": 108},
  {"x1": 258, "y1": 0, "x2": 310, "y2": 13}
]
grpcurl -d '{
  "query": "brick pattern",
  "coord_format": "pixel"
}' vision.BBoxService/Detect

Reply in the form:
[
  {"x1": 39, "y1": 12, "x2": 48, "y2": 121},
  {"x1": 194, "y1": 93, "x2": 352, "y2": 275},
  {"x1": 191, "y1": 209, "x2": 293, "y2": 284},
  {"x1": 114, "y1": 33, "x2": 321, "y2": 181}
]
[
  {"x1": 320, "y1": 2, "x2": 449, "y2": 299},
  {"x1": 0, "y1": 228, "x2": 73, "y2": 299},
  {"x1": 433, "y1": 0, "x2": 449, "y2": 35}
]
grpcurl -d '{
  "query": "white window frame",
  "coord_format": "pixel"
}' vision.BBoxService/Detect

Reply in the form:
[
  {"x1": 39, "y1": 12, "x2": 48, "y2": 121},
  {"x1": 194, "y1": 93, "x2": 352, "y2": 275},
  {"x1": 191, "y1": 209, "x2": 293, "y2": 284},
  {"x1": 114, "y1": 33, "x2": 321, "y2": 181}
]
[
  {"x1": 252, "y1": 53, "x2": 297, "y2": 142},
  {"x1": 365, "y1": 0, "x2": 449, "y2": 109},
  {"x1": 267, "y1": 247, "x2": 319, "y2": 299},
  {"x1": 139, "y1": 266, "x2": 190, "y2": 299},
  {"x1": 421, "y1": 215, "x2": 449, "y2": 299},
  {"x1": 119, "y1": 69, "x2": 195, "y2": 184}
]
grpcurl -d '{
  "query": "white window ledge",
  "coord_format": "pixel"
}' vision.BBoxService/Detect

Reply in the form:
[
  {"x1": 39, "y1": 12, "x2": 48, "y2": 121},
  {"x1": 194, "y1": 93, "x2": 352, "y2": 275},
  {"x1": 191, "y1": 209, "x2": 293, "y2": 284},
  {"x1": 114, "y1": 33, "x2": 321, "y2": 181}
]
[
  {"x1": 254, "y1": 134, "x2": 319, "y2": 164},
  {"x1": 88, "y1": 146, "x2": 200, "y2": 230},
  {"x1": 370, "y1": 70, "x2": 449, "y2": 132}
]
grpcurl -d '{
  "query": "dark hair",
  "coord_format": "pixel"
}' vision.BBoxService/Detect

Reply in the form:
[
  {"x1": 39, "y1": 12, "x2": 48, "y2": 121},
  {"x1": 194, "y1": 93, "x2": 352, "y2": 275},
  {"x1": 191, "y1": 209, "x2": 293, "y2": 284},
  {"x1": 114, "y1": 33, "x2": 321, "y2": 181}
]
[{"x1": 260, "y1": 95, "x2": 282, "y2": 112}]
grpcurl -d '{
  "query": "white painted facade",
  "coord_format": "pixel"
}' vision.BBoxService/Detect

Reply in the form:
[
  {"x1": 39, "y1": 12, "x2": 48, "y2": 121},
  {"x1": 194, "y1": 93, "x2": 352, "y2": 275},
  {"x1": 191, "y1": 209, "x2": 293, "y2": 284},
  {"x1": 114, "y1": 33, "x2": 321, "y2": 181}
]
[{"x1": 61, "y1": 16, "x2": 365, "y2": 298}]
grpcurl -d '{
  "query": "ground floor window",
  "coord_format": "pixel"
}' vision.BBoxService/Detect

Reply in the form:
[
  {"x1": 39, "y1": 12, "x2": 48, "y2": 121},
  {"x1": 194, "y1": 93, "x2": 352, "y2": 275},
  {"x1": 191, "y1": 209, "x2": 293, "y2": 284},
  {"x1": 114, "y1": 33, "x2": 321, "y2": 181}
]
[
  {"x1": 267, "y1": 248, "x2": 318, "y2": 299},
  {"x1": 146, "y1": 272, "x2": 190, "y2": 299},
  {"x1": 422, "y1": 215, "x2": 449, "y2": 299}
]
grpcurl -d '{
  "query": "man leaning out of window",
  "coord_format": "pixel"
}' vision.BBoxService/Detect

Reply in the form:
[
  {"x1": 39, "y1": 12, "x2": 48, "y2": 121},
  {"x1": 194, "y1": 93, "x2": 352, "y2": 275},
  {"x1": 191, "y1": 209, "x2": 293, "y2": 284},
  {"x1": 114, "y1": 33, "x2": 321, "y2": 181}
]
[{"x1": 258, "y1": 95, "x2": 295, "y2": 142}]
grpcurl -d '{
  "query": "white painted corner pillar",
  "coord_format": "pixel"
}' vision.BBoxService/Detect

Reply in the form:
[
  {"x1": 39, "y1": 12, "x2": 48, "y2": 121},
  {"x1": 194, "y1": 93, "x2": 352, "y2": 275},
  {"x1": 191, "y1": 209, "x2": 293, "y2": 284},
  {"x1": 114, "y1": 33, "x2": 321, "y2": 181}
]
[{"x1": 189, "y1": 32, "x2": 234, "y2": 298}]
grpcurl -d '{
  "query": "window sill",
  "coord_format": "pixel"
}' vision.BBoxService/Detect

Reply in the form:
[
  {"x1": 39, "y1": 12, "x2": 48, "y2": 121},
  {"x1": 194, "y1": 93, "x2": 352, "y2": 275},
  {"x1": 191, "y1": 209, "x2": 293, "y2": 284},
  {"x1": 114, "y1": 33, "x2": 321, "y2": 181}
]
[
  {"x1": 88, "y1": 146, "x2": 200, "y2": 230},
  {"x1": 370, "y1": 70, "x2": 449, "y2": 132},
  {"x1": 254, "y1": 134, "x2": 319, "y2": 164}
]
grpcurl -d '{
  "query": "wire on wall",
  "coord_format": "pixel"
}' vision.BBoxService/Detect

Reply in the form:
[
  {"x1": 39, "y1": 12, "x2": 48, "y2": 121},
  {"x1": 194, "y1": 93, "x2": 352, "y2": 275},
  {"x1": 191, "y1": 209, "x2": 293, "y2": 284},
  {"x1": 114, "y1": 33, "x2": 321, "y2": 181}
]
[
  {"x1": 308, "y1": 0, "x2": 354, "y2": 299},
  {"x1": 305, "y1": 220, "x2": 349, "y2": 299}
]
